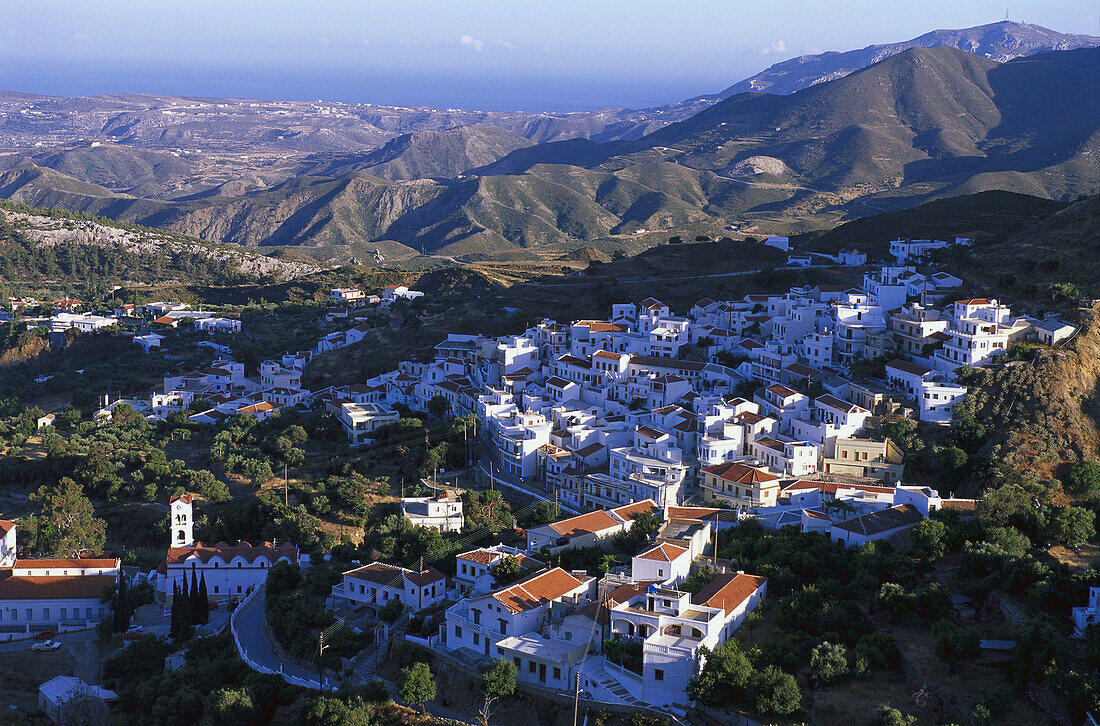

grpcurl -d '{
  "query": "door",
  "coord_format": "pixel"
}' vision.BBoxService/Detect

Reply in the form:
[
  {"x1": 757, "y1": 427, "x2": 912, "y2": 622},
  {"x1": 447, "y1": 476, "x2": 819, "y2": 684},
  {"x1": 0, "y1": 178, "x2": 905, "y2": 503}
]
[
  {"x1": 538, "y1": 663, "x2": 546, "y2": 682},
  {"x1": 484, "y1": 638, "x2": 490, "y2": 656}
]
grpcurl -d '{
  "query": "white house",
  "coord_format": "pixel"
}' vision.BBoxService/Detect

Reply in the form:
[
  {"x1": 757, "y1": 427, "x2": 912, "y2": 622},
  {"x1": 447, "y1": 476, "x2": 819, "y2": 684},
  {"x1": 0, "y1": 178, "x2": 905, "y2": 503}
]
[
  {"x1": 331, "y1": 288, "x2": 366, "y2": 303},
  {"x1": 401, "y1": 496, "x2": 464, "y2": 533},
  {"x1": 630, "y1": 542, "x2": 691, "y2": 586},
  {"x1": 39, "y1": 675, "x2": 117, "y2": 724},
  {"x1": 336, "y1": 402, "x2": 400, "y2": 446},
  {"x1": 1033, "y1": 318, "x2": 1076, "y2": 346},
  {"x1": 339, "y1": 562, "x2": 446, "y2": 615},
  {"x1": 454, "y1": 545, "x2": 545, "y2": 596},
  {"x1": 0, "y1": 520, "x2": 120, "y2": 639},
  {"x1": 764, "y1": 236, "x2": 790, "y2": 251},
  {"x1": 602, "y1": 573, "x2": 766, "y2": 705},
  {"x1": 383, "y1": 285, "x2": 425, "y2": 302},
  {"x1": 830, "y1": 503, "x2": 924, "y2": 548},
  {"x1": 443, "y1": 567, "x2": 594, "y2": 659},
  {"x1": 1073, "y1": 587, "x2": 1100, "y2": 638},
  {"x1": 194, "y1": 317, "x2": 242, "y2": 335},
  {"x1": 133, "y1": 333, "x2": 164, "y2": 353}
]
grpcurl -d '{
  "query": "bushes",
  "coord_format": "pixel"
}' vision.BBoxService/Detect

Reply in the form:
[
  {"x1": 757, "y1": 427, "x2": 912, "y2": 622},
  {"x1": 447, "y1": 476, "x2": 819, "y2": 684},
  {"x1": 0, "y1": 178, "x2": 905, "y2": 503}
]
[
  {"x1": 809, "y1": 641, "x2": 849, "y2": 686},
  {"x1": 688, "y1": 640, "x2": 801, "y2": 716}
]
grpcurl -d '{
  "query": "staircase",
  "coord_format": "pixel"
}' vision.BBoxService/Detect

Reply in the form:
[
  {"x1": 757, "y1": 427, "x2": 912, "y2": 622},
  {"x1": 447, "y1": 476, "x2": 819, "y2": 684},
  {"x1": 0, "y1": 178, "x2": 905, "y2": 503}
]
[
  {"x1": 587, "y1": 665, "x2": 642, "y2": 706},
  {"x1": 349, "y1": 625, "x2": 390, "y2": 685}
]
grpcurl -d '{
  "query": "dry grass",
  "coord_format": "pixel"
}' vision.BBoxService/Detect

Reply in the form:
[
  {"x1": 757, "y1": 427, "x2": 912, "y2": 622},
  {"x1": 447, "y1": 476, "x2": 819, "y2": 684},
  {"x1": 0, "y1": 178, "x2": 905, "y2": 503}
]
[{"x1": 1045, "y1": 542, "x2": 1100, "y2": 570}]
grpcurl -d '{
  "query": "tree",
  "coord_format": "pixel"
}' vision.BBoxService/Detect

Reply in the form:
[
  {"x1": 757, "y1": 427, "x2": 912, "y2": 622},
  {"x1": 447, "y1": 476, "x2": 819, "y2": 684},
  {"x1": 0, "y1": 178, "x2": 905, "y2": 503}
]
[
  {"x1": 874, "y1": 706, "x2": 917, "y2": 726},
  {"x1": 687, "y1": 640, "x2": 755, "y2": 707},
  {"x1": 491, "y1": 556, "x2": 523, "y2": 586},
  {"x1": 190, "y1": 568, "x2": 204, "y2": 626},
  {"x1": 752, "y1": 665, "x2": 801, "y2": 716},
  {"x1": 1064, "y1": 462, "x2": 1100, "y2": 496},
  {"x1": 1046, "y1": 506, "x2": 1095, "y2": 548},
  {"x1": 299, "y1": 696, "x2": 372, "y2": 726},
  {"x1": 479, "y1": 659, "x2": 517, "y2": 726},
  {"x1": 932, "y1": 621, "x2": 980, "y2": 671},
  {"x1": 809, "y1": 641, "x2": 849, "y2": 686},
  {"x1": 426, "y1": 395, "x2": 450, "y2": 420},
  {"x1": 398, "y1": 661, "x2": 436, "y2": 713},
  {"x1": 910, "y1": 518, "x2": 947, "y2": 561},
  {"x1": 936, "y1": 446, "x2": 969, "y2": 486},
  {"x1": 201, "y1": 687, "x2": 254, "y2": 726},
  {"x1": 112, "y1": 575, "x2": 130, "y2": 633},
  {"x1": 378, "y1": 598, "x2": 404, "y2": 624},
  {"x1": 28, "y1": 478, "x2": 106, "y2": 557},
  {"x1": 1014, "y1": 617, "x2": 1062, "y2": 687},
  {"x1": 198, "y1": 572, "x2": 210, "y2": 624}
]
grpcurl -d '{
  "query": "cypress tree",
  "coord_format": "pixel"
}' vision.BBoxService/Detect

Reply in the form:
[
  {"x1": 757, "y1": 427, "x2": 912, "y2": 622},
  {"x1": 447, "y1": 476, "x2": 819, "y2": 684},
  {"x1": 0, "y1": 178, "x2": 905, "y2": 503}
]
[
  {"x1": 170, "y1": 581, "x2": 180, "y2": 640},
  {"x1": 113, "y1": 575, "x2": 129, "y2": 633},
  {"x1": 198, "y1": 572, "x2": 210, "y2": 624},
  {"x1": 190, "y1": 568, "x2": 202, "y2": 625},
  {"x1": 180, "y1": 576, "x2": 193, "y2": 640}
]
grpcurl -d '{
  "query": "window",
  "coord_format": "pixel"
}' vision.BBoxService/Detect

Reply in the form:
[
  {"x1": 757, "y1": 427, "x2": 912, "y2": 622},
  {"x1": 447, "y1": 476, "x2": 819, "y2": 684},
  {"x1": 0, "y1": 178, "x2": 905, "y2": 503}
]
[
  {"x1": 499, "y1": 620, "x2": 507, "y2": 635},
  {"x1": 529, "y1": 661, "x2": 537, "y2": 673},
  {"x1": 60, "y1": 607, "x2": 67, "y2": 619},
  {"x1": 654, "y1": 669, "x2": 665, "y2": 682},
  {"x1": 25, "y1": 608, "x2": 32, "y2": 620},
  {"x1": 553, "y1": 667, "x2": 561, "y2": 680},
  {"x1": 43, "y1": 608, "x2": 49, "y2": 620},
  {"x1": 454, "y1": 625, "x2": 462, "y2": 638},
  {"x1": 213, "y1": 586, "x2": 219, "y2": 594},
  {"x1": 513, "y1": 657, "x2": 521, "y2": 668},
  {"x1": 237, "y1": 586, "x2": 242, "y2": 593},
  {"x1": 473, "y1": 633, "x2": 480, "y2": 646}
]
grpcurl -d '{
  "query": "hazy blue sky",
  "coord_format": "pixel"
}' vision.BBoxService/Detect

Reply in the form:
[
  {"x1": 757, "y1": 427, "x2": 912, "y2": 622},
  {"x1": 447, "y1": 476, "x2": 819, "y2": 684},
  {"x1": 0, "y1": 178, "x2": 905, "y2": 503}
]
[{"x1": 1, "y1": 1, "x2": 1094, "y2": 111}]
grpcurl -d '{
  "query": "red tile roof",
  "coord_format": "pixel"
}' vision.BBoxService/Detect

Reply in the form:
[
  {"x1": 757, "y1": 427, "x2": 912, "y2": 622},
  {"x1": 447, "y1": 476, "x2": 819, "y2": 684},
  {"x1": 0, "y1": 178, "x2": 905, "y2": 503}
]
[
  {"x1": 491, "y1": 567, "x2": 585, "y2": 613},
  {"x1": 702, "y1": 462, "x2": 778, "y2": 484},
  {"x1": 0, "y1": 573, "x2": 116, "y2": 600},
  {"x1": 14, "y1": 558, "x2": 119, "y2": 570},
  {"x1": 611, "y1": 500, "x2": 661, "y2": 521},
  {"x1": 691, "y1": 573, "x2": 766, "y2": 615},
  {"x1": 548, "y1": 510, "x2": 621, "y2": 539},
  {"x1": 635, "y1": 543, "x2": 688, "y2": 562},
  {"x1": 166, "y1": 541, "x2": 297, "y2": 566}
]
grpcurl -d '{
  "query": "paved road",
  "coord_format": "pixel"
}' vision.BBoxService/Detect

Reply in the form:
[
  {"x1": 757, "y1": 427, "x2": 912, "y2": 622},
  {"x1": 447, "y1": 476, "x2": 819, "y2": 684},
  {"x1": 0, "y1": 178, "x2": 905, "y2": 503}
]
[
  {"x1": 476, "y1": 458, "x2": 580, "y2": 515},
  {"x1": 234, "y1": 584, "x2": 326, "y2": 687}
]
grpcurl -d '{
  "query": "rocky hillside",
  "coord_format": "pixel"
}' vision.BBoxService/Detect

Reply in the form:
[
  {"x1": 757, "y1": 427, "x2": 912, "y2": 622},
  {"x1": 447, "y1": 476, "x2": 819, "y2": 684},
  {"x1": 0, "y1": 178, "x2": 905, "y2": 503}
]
[
  {"x1": 957, "y1": 302, "x2": 1100, "y2": 488},
  {"x1": 0, "y1": 202, "x2": 320, "y2": 286}
]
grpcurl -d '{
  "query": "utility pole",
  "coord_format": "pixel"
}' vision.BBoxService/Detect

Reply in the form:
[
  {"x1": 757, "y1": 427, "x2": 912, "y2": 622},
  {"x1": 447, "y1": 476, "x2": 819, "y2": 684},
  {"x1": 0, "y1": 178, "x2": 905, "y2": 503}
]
[
  {"x1": 284, "y1": 463, "x2": 288, "y2": 507},
  {"x1": 712, "y1": 514, "x2": 718, "y2": 572},
  {"x1": 418, "y1": 555, "x2": 424, "y2": 611},
  {"x1": 573, "y1": 671, "x2": 581, "y2": 726}
]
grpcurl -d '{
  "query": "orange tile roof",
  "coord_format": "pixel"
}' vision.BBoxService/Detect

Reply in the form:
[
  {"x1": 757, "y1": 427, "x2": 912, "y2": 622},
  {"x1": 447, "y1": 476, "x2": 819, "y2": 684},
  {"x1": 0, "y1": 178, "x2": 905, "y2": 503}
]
[
  {"x1": 14, "y1": 558, "x2": 119, "y2": 569},
  {"x1": 166, "y1": 541, "x2": 297, "y2": 566},
  {"x1": 0, "y1": 573, "x2": 117, "y2": 600},
  {"x1": 702, "y1": 462, "x2": 778, "y2": 484},
  {"x1": 0, "y1": 520, "x2": 14, "y2": 536},
  {"x1": 611, "y1": 500, "x2": 660, "y2": 520},
  {"x1": 692, "y1": 573, "x2": 766, "y2": 615},
  {"x1": 548, "y1": 510, "x2": 621, "y2": 538},
  {"x1": 635, "y1": 543, "x2": 688, "y2": 562},
  {"x1": 491, "y1": 567, "x2": 585, "y2": 613}
]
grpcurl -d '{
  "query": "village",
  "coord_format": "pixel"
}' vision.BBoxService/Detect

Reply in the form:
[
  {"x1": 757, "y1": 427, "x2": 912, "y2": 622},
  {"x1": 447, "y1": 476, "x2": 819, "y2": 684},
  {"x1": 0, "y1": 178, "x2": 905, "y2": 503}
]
[{"x1": 0, "y1": 237, "x2": 1093, "y2": 723}]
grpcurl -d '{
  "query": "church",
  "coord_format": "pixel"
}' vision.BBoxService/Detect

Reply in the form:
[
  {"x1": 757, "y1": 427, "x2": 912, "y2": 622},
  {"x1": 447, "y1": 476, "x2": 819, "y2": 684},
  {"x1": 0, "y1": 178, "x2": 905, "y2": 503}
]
[
  {"x1": 0, "y1": 520, "x2": 120, "y2": 640},
  {"x1": 156, "y1": 495, "x2": 300, "y2": 604}
]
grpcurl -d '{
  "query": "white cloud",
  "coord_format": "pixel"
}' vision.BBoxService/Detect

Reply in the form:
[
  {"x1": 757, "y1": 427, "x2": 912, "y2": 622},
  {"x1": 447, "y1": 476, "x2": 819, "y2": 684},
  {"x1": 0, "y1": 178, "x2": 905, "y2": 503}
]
[
  {"x1": 459, "y1": 35, "x2": 484, "y2": 52},
  {"x1": 498, "y1": 40, "x2": 517, "y2": 51},
  {"x1": 771, "y1": 39, "x2": 787, "y2": 54}
]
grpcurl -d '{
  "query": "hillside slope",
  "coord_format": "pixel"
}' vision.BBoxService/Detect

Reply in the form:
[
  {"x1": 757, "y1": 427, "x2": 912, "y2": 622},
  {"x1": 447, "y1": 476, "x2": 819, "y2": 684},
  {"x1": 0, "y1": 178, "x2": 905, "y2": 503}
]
[
  {"x1": 299, "y1": 126, "x2": 535, "y2": 181},
  {"x1": 716, "y1": 21, "x2": 1100, "y2": 96}
]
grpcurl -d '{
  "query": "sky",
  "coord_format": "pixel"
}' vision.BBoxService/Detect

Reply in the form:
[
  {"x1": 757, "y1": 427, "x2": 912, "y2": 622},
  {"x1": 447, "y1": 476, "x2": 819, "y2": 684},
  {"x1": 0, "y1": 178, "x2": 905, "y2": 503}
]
[{"x1": 0, "y1": 1, "x2": 1094, "y2": 112}]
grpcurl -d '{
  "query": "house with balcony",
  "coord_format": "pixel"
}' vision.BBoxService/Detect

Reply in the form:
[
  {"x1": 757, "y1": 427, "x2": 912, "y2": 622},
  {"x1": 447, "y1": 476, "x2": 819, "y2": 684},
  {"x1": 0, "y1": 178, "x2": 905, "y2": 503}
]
[
  {"x1": 750, "y1": 436, "x2": 819, "y2": 477},
  {"x1": 401, "y1": 495, "x2": 464, "y2": 533},
  {"x1": 443, "y1": 567, "x2": 594, "y2": 659},
  {"x1": 489, "y1": 410, "x2": 553, "y2": 479},
  {"x1": 336, "y1": 402, "x2": 400, "y2": 446},
  {"x1": 339, "y1": 562, "x2": 446, "y2": 615},
  {"x1": 606, "y1": 428, "x2": 689, "y2": 508},
  {"x1": 603, "y1": 573, "x2": 766, "y2": 706},
  {"x1": 932, "y1": 298, "x2": 1031, "y2": 377}
]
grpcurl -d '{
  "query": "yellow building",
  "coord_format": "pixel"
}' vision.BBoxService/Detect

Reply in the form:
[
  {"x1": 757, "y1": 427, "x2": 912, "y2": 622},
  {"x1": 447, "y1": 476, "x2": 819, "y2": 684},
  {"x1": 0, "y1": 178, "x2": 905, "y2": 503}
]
[
  {"x1": 822, "y1": 437, "x2": 905, "y2": 483},
  {"x1": 700, "y1": 462, "x2": 780, "y2": 511}
]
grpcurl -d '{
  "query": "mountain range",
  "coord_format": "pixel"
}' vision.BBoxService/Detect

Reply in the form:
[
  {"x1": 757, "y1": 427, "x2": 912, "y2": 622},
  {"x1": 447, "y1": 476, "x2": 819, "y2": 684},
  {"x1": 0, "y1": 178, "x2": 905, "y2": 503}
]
[{"x1": 0, "y1": 22, "x2": 1095, "y2": 260}]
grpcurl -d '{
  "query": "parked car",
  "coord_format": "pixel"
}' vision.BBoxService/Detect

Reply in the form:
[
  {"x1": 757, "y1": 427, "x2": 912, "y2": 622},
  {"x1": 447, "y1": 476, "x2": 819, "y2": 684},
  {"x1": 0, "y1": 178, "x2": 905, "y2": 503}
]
[
  {"x1": 124, "y1": 630, "x2": 147, "y2": 641},
  {"x1": 31, "y1": 640, "x2": 60, "y2": 651},
  {"x1": 125, "y1": 624, "x2": 143, "y2": 633},
  {"x1": 33, "y1": 630, "x2": 55, "y2": 641}
]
